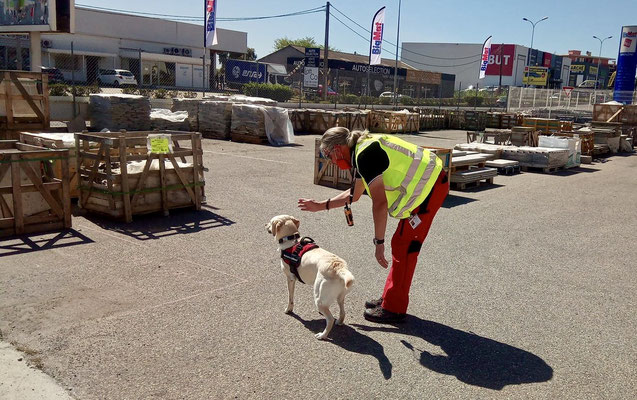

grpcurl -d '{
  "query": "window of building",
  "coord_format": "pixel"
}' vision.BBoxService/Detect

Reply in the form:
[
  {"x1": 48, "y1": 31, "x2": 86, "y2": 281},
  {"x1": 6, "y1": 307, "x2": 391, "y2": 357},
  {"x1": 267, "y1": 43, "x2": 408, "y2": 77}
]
[{"x1": 142, "y1": 61, "x2": 176, "y2": 87}]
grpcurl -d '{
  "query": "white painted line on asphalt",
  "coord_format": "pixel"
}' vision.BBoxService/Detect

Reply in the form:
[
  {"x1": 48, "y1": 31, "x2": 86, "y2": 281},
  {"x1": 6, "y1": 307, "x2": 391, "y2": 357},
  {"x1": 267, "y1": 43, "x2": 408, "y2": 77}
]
[{"x1": 203, "y1": 150, "x2": 292, "y2": 165}]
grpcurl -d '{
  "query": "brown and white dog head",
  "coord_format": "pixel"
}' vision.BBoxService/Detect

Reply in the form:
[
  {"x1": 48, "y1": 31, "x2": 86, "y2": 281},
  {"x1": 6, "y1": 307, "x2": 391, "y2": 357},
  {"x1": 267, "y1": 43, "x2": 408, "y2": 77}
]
[{"x1": 266, "y1": 214, "x2": 301, "y2": 243}]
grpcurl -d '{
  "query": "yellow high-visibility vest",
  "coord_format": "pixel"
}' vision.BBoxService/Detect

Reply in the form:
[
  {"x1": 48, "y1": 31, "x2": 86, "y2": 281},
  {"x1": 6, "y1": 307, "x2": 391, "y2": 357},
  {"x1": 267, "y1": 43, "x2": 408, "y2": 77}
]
[{"x1": 355, "y1": 134, "x2": 443, "y2": 219}]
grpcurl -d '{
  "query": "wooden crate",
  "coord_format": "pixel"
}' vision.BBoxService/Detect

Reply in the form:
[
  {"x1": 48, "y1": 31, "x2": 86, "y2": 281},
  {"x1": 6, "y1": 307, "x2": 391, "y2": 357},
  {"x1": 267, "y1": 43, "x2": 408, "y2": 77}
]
[
  {"x1": 313, "y1": 138, "x2": 451, "y2": 190},
  {"x1": 463, "y1": 111, "x2": 487, "y2": 131},
  {"x1": 522, "y1": 117, "x2": 572, "y2": 133},
  {"x1": 19, "y1": 132, "x2": 81, "y2": 198},
  {"x1": 368, "y1": 111, "x2": 418, "y2": 133},
  {"x1": 0, "y1": 140, "x2": 71, "y2": 237},
  {"x1": 511, "y1": 126, "x2": 539, "y2": 147},
  {"x1": 0, "y1": 71, "x2": 50, "y2": 139},
  {"x1": 76, "y1": 130, "x2": 204, "y2": 223}
]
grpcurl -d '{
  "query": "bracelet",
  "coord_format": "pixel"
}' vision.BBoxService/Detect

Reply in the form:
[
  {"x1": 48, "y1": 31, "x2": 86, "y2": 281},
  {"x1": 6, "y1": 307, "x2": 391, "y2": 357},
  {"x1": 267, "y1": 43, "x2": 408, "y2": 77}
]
[{"x1": 325, "y1": 198, "x2": 331, "y2": 210}]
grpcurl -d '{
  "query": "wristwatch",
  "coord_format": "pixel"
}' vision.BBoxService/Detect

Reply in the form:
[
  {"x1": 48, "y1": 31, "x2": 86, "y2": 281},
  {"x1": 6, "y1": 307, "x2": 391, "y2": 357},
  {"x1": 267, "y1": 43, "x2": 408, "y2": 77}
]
[{"x1": 373, "y1": 238, "x2": 385, "y2": 245}]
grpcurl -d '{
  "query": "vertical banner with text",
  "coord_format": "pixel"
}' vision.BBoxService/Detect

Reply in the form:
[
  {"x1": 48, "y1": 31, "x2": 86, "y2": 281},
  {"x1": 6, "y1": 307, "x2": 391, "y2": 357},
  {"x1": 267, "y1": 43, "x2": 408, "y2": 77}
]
[
  {"x1": 479, "y1": 36, "x2": 492, "y2": 80},
  {"x1": 304, "y1": 47, "x2": 320, "y2": 88},
  {"x1": 369, "y1": 7, "x2": 386, "y2": 66},
  {"x1": 614, "y1": 25, "x2": 637, "y2": 104},
  {"x1": 205, "y1": 0, "x2": 218, "y2": 47}
]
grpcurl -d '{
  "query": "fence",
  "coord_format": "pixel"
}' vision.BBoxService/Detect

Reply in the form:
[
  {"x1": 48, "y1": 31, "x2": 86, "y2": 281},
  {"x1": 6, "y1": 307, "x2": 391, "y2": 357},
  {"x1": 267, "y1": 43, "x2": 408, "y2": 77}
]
[{"x1": 507, "y1": 87, "x2": 637, "y2": 116}]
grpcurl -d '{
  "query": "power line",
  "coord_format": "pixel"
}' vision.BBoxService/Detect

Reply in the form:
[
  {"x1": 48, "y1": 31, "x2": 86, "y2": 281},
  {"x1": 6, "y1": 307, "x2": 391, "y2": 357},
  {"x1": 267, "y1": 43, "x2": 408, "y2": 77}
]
[
  {"x1": 330, "y1": 5, "x2": 481, "y2": 61},
  {"x1": 329, "y1": 11, "x2": 477, "y2": 69},
  {"x1": 76, "y1": 4, "x2": 325, "y2": 22}
]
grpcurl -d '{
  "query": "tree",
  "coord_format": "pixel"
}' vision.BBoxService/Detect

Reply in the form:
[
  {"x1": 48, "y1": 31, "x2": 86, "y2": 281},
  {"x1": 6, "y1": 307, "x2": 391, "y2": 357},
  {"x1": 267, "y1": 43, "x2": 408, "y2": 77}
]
[
  {"x1": 245, "y1": 48, "x2": 257, "y2": 61},
  {"x1": 273, "y1": 37, "x2": 339, "y2": 52}
]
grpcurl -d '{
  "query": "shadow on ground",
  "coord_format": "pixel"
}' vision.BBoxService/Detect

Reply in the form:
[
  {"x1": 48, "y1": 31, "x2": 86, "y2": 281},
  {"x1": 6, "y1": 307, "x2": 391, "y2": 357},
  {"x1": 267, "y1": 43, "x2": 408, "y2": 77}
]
[
  {"x1": 0, "y1": 229, "x2": 94, "y2": 257},
  {"x1": 290, "y1": 313, "x2": 393, "y2": 379},
  {"x1": 85, "y1": 207, "x2": 235, "y2": 241},
  {"x1": 353, "y1": 316, "x2": 553, "y2": 390},
  {"x1": 442, "y1": 194, "x2": 478, "y2": 208}
]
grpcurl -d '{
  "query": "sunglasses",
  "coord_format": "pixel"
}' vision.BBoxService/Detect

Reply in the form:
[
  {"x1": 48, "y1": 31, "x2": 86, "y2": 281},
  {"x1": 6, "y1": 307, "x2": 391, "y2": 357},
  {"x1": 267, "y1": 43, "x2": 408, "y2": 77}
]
[{"x1": 321, "y1": 147, "x2": 334, "y2": 158}]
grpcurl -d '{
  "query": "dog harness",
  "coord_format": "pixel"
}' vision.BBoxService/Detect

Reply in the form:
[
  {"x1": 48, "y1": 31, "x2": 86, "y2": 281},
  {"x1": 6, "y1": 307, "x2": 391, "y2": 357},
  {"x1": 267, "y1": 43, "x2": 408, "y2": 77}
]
[{"x1": 280, "y1": 235, "x2": 319, "y2": 284}]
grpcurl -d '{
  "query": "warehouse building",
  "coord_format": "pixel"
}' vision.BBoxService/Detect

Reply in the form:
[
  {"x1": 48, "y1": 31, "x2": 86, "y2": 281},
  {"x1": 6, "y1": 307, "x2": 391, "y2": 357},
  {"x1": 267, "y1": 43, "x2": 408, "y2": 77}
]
[
  {"x1": 402, "y1": 42, "x2": 572, "y2": 89},
  {"x1": 561, "y1": 50, "x2": 615, "y2": 88},
  {"x1": 0, "y1": 6, "x2": 247, "y2": 89},
  {"x1": 258, "y1": 45, "x2": 456, "y2": 98}
]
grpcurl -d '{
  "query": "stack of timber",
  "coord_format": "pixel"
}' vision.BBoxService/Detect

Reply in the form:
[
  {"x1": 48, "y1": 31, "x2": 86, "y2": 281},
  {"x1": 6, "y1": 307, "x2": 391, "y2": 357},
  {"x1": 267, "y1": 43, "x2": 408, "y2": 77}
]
[
  {"x1": 464, "y1": 111, "x2": 487, "y2": 131},
  {"x1": 75, "y1": 130, "x2": 204, "y2": 223},
  {"x1": 485, "y1": 159, "x2": 520, "y2": 175},
  {"x1": 0, "y1": 71, "x2": 50, "y2": 140},
  {"x1": 0, "y1": 140, "x2": 71, "y2": 237},
  {"x1": 19, "y1": 132, "x2": 82, "y2": 198},
  {"x1": 199, "y1": 101, "x2": 233, "y2": 140},
  {"x1": 230, "y1": 104, "x2": 269, "y2": 144},
  {"x1": 171, "y1": 98, "x2": 200, "y2": 131},
  {"x1": 150, "y1": 109, "x2": 190, "y2": 132},
  {"x1": 368, "y1": 110, "x2": 419, "y2": 133},
  {"x1": 593, "y1": 103, "x2": 637, "y2": 140},
  {"x1": 522, "y1": 117, "x2": 572, "y2": 133},
  {"x1": 89, "y1": 94, "x2": 151, "y2": 132}
]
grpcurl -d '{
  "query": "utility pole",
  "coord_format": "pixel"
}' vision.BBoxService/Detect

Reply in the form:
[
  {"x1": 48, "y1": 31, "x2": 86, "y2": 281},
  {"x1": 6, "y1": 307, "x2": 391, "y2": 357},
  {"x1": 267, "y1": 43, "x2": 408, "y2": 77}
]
[
  {"x1": 392, "y1": 0, "x2": 402, "y2": 109},
  {"x1": 323, "y1": 2, "x2": 330, "y2": 101}
]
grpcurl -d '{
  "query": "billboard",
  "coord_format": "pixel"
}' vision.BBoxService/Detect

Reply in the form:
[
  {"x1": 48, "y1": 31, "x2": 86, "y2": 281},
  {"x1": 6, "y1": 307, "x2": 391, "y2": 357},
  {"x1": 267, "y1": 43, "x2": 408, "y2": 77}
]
[
  {"x1": 225, "y1": 59, "x2": 267, "y2": 84},
  {"x1": 485, "y1": 44, "x2": 515, "y2": 76},
  {"x1": 522, "y1": 66, "x2": 548, "y2": 86},
  {"x1": 0, "y1": 0, "x2": 74, "y2": 32},
  {"x1": 614, "y1": 25, "x2": 637, "y2": 103}
]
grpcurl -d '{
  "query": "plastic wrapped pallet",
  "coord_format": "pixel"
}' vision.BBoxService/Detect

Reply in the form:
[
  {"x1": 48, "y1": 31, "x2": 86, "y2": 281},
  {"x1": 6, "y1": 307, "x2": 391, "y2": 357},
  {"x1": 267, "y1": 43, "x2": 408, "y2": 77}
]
[
  {"x1": 501, "y1": 146, "x2": 569, "y2": 168},
  {"x1": 198, "y1": 101, "x2": 232, "y2": 139},
  {"x1": 171, "y1": 98, "x2": 199, "y2": 131},
  {"x1": 150, "y1": 109, "x2": 190, "y2": 131},
  {"x1": 231, "y1": 104, "x2": 294, "y2": 146},
  {"x1": 538, "y1": 136, "x2": 581, "y2": 168},
  {"x1": 89, "y1": 94, "x2": 151, "y2": 131}
]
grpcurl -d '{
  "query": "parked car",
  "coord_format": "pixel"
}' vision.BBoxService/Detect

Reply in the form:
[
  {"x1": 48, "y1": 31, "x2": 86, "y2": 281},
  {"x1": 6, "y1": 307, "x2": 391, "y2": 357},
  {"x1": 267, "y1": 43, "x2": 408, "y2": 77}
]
[
  {"x1": 41, "y1": 67, "x2": 65, "y2": 83},
  {"x1": 379, "y1": 91, "x2": 411, "y2": 99},
  {"x1": 317, "y1": 84, "x2": 338, "y2": 96},
  {"x1": 577, "y1": 80, "x2": 596, "y2": 89},
  {"x1": 97, "y1": 69, "x2": 138, "y2": 87}
]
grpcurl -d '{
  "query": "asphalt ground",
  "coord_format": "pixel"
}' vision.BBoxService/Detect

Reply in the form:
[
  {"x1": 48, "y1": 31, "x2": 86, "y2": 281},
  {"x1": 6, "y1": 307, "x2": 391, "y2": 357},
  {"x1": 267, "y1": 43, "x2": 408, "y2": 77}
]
[{"x1": 0, "y1": 130, "x2": 635, "y2": 399}]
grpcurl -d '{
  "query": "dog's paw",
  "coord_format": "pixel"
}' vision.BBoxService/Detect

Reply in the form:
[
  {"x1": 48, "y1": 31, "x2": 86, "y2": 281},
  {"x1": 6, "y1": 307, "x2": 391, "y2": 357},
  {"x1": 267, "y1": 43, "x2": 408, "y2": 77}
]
[
  {"x1": 284, "y1": 306, "x2": 294, "y2": 314},
  {"x1": 315, "y1": 332, "x2": 329, "y2": 340},
  {"x1": 336, "y1": 319, "x2": 345, "y2": 326}
]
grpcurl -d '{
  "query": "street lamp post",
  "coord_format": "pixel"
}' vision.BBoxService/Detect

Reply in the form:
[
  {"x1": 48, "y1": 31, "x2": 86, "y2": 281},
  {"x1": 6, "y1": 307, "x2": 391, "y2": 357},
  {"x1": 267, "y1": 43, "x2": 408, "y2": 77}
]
[
  {"x1": 593, "y1": 35, "x2": 612, "y2": 89},
  {"x1": 522, "y1": 16, "x2": 548, "y2": 87}
]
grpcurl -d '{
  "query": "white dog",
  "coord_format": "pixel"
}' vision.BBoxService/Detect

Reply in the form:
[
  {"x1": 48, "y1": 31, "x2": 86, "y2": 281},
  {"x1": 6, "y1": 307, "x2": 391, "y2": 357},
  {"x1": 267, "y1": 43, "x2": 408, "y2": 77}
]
[{"x1": 266, "y1": 215, "x2": 355, "y2": 340}]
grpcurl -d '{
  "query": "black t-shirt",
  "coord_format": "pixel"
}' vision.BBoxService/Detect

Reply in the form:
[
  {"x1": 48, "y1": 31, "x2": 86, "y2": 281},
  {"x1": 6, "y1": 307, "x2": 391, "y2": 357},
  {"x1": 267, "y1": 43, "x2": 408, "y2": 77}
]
[{"x1": 352, "y1": 141, "x2": 389, "y2": 185}]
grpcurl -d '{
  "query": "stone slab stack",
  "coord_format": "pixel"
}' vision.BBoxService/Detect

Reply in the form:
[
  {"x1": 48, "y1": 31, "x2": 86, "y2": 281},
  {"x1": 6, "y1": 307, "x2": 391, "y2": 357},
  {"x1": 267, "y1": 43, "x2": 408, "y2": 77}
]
[{"x1": 89, "y1": 94, "x2": 151, "y2": 132}]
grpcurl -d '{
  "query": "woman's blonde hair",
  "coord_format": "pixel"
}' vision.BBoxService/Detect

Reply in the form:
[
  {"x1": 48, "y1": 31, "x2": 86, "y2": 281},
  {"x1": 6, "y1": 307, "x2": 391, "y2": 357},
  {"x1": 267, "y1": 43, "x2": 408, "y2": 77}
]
[{"x1": 320, "y1": 127, "x2": 369, "y2": 155}]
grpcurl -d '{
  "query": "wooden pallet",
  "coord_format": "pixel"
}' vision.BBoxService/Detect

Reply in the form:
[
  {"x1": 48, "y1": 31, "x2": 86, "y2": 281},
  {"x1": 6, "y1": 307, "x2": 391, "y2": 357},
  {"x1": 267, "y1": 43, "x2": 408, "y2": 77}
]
[
  {"x1": 230, "y1": 132, "x2": 269, "y2": 145},
  {"x1": 520, "y1": 165, "x2": 564, "y2": 174},
  {"x1": 451, "y1": 177, "x2": 494, "y2": 190},
  {"x1": 0, "y1": 140, "x2": 71, "y2": 237},
  {"x1": 76, "y1": 130, "x2": 204, "y2": 223}
]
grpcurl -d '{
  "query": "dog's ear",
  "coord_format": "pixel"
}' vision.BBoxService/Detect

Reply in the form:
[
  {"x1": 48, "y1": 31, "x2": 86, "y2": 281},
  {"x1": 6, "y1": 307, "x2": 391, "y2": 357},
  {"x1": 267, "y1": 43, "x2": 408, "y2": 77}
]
[{"x1": 291, "y1": 217, "x2": 300, "y2": 229}]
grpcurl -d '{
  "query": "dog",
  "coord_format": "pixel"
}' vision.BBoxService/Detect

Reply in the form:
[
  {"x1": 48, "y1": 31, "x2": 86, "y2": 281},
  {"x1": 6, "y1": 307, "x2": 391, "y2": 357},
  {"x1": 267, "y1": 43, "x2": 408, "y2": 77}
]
[{"x1": 266, "y1": 215, "x2": 355, "y2": 340}]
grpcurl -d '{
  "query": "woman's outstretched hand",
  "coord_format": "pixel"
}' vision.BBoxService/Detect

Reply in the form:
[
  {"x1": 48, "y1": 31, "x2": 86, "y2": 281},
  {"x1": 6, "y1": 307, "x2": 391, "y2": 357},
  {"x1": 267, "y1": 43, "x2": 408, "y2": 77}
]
[{"x1": 298, "y1": 198, "x2": 323, "y2": 212}]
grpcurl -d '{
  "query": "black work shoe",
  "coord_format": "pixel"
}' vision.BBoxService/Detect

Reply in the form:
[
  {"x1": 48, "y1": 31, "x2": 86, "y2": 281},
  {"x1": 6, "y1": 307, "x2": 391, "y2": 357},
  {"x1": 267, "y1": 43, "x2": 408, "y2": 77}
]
[
  {"x1": 363, "y1": 306, "x2": 406, "y2": 323},
  {"x1": 364, "y1": 297, "x2": 383, "y2": 309}
]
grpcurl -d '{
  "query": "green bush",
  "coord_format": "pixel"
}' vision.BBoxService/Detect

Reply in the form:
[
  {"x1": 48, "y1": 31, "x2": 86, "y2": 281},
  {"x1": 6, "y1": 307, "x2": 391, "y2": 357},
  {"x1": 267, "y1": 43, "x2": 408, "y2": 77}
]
[
  {"x1": 153, "y1": 89, "x2": 178, "y2": 99},
  {"x1": 465, "y1": 96, "x2": 484, "y2": 106},
  {"x1": 49, "y1": 83, "x2": 70, "y2": 96},
  {"x1": 338, "y1": 94, "x2": 359, "y2": 104},
  {"x1": 73, "y1": 85, "x2": 101, "y2": 97},
  {"x1": 241, "y1": 83, "x2": 293, "y2": 102}
]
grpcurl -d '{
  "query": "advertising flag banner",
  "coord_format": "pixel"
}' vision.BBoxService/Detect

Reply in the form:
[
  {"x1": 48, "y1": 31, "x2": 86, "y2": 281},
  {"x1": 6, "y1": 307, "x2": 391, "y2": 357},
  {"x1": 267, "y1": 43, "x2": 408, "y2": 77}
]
[
  {"x1": 614, "y1": 25, "x2": 637, "y2": 103},
  {"x1": 369, "y1": 7, "x2": 386, "y2": 66},
  {"x1": 205, "y1": 0, "x2": 218, "y2": 47},
  {"x1": 479, "y1": 36, "x2": 492, "y2": 80}
]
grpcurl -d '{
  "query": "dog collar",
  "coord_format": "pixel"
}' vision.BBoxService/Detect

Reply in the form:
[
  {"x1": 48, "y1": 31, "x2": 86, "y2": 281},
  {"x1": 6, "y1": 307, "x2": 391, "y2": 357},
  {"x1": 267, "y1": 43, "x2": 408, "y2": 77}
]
[{"x1": 278, "y1": 233, "x2": 300, "y2": 244}]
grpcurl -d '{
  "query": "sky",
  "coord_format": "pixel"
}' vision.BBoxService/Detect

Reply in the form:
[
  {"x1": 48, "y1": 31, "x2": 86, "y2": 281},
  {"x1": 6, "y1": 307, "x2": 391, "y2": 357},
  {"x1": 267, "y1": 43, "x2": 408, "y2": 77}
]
[{"x1": 76, "y1": 0, "x2": 636, "y2": 62}]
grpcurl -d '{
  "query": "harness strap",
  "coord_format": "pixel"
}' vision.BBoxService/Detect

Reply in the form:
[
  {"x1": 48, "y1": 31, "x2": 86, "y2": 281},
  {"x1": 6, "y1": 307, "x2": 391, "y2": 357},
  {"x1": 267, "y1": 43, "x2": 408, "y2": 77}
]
[{"x1": 280, "y1": 237, "x2": 319, "y2": 284}]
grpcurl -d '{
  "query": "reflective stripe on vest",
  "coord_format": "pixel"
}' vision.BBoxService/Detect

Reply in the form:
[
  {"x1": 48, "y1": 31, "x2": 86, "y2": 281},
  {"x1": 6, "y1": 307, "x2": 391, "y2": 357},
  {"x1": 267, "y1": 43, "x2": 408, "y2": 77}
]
[{"x1": 355, "y1": 135, "x2": 442, "y2": 219}]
